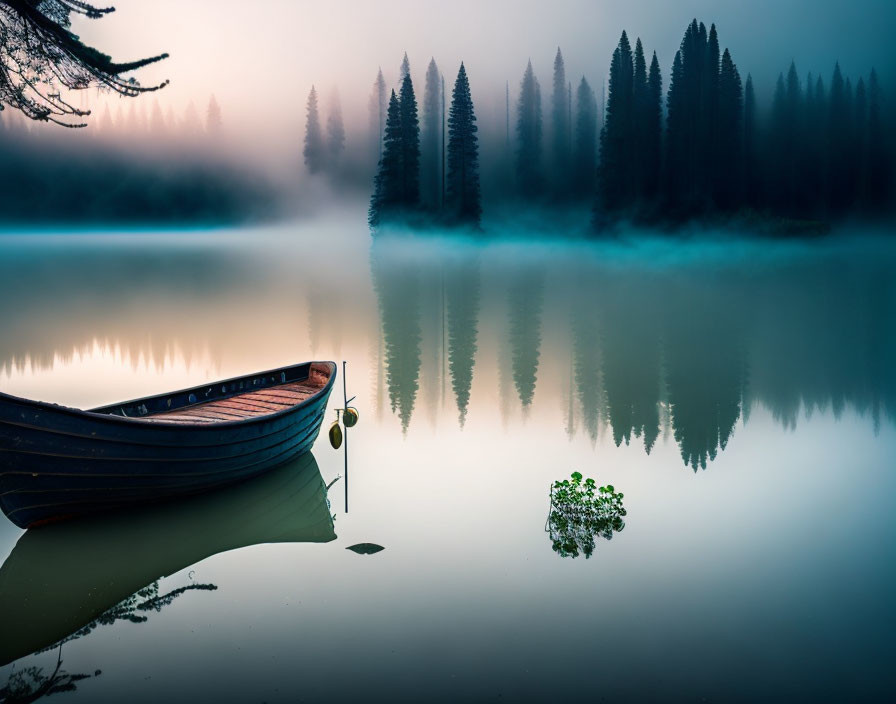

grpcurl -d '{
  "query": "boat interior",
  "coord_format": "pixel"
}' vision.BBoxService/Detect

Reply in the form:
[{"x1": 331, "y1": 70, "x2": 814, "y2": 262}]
[{"x1": 93, "y1": 362, "x2": 333, "y2": 424}]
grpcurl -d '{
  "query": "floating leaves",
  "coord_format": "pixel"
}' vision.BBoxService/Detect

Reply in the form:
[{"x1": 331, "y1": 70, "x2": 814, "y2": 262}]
[{"x1": 547, "y1": 472, "x2": 626, "y2": 559}]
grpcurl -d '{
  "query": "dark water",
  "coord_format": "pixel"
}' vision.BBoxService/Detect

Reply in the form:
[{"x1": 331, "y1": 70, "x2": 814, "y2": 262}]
[{"x1": 1, "y1": 216, "x2": 894, "y2": 702}]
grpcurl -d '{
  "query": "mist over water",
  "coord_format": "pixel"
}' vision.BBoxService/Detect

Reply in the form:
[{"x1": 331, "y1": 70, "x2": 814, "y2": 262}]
[
  {"x1": 1, "y1": 1, "x2": 895, "y2": 700},
  {"x1": 0, "y1": 212, "x2": 894, "y2": 700}
]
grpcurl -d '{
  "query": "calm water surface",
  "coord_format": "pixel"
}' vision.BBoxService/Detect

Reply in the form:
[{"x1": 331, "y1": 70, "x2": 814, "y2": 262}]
[{"x1": 0, "y1": 212, "x2": 894, "y2": 702}]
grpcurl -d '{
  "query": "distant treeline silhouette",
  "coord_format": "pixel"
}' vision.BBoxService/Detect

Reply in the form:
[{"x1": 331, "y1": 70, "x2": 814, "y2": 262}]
[
  {"x1": 0, "y1": 103, "x2": 275, "y2": 224},
  {"x1": 596, "y1": 20, "x2": 892, "y2": 228},
  {"x1": 350, "y1": 20, "x2": 893, "y2": 233}
]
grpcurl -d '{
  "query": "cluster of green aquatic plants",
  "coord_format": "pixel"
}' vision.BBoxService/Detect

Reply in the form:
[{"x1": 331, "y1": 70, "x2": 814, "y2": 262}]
[{"x1": 547, "y1": 472, "x2": 626, "y2": 559}]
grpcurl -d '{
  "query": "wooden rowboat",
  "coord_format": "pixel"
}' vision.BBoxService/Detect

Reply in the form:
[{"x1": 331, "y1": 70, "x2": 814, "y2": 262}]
[{"x1": 0, "y1": 361, "x2": 336, "y2": 529}]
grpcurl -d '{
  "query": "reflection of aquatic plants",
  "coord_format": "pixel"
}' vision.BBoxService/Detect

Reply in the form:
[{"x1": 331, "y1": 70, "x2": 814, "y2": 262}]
[
  {"x1": 37, "y1": 580, "x2": 218, "y2": 653},
  {"x1": 0, "y1": 648, "x2": 99, "y2": 703},
  {"x1": 547, "y1": 472, "x2": 626, "y2": 559}
]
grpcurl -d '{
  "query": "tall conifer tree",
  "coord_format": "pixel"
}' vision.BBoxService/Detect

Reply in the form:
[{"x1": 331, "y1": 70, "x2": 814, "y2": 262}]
[
  {"x1": 716, "y1": 48, "x2": 743, "y2": 209},
  {"x1": 597, "y1": 31, "x2": 634, "y2": 217},
  {"x1": 551, "y1": 48, "x2": 570, "y2": 189},
  {"x1": 399, "y1": 73, "x2": 421, "y2": 206},
  {"x1": 867, "y1": 69, "x2": 890, "y2": 211},
  {"x1": 574, "y1": 76, "x2": 598, "y2": 197},
  {"x1": 665, "y1": 49, "x2": 686, "y2": 206},
  {"x1": 743, "y1": 74, "x2": 757, "y2": 206},
  {"x1": 828, "y1": 63, "x2": 851, "y2": 212},
  {"x1": 303, "y1": 86, "x2": 325, "y2": 174},
  {"x1": 399, "y1": 53, "x2": 410, "y2": 84},
  {"x1": 369, "y1": 90, "x2": 403, "y2": 226},
  {"x1": 516, "y1": 60, "x2": 543, "y2": 197},
  {"x1": 854, "y1": 77, "x2": 868, "y2": 204},
  {"x1": 445, "y1": 63, "x2": 481, "y2": 225},
  {"x1": 369, "y1": 69, "x2": 387, "y2": 160},
  {"x1": 422, "y1": 59, "x2": 442, "y2": 210},
  {"x1": 632, "y1": 38, "x2": 650, "y2": 200},
  {"x1": 645, "y1": 52, "x2": 663, "y2": 199}
]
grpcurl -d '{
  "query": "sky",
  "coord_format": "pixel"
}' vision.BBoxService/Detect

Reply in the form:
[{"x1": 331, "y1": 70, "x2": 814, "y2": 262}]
[{"x1": 74, "y1": 0, "x2": 896, "y2": 140}]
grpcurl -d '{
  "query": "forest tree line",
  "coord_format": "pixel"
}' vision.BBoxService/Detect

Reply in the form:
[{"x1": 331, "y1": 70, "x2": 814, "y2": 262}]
[
  {"x1": 0, "y1": 97, "x2": 275, "y2": 224},
  {"x1": 303, "y1": 19, "x2": 894, "y2": 232}
]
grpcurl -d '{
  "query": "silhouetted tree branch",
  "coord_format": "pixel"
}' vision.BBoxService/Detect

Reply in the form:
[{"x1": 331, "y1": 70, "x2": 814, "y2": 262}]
[{"x1": 0, "y1": 0, "x2": 168, "y2": 127}]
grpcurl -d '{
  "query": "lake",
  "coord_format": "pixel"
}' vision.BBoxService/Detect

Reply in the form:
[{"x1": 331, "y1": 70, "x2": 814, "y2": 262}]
[{"x1": 1, "y1": 210, "x2": 894, "y2": 702}]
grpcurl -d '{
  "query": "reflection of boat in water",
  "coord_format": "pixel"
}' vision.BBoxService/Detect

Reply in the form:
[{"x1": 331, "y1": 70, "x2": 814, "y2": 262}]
[
  {"x1": 0, "y1": 452, "x2": 336, "y2": 666},
  {"x1": 0, "y1": 361, "x2": 336, "y2": 528}
]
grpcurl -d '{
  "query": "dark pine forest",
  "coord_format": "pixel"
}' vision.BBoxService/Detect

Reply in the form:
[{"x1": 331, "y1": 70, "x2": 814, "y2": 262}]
[{"x1": 361, "y1": 19, "x2": 894, "y2": 234}]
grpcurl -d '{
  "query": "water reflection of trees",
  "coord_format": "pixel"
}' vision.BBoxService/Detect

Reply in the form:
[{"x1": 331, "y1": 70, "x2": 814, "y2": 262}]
[
  {"x1": 507, "y1": 270, "x2": 544, "y2": 410},
  {"x1": 445, "y1": 260, "x2": 481, "y2": 425},
  {"x1": 597, "y1": 276, "x2": 663, "y2": 453},
  {"x1": 372, "y1": 243, "x2": 896, "y2": 467},
  {"x1": 370, "y1": 250, "x2": 422, "y2": 433}
]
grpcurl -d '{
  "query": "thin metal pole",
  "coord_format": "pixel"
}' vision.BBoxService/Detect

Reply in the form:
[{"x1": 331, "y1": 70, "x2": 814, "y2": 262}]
[{"x1": 343, "y1": 360, "x2": 348, "y2": 513}]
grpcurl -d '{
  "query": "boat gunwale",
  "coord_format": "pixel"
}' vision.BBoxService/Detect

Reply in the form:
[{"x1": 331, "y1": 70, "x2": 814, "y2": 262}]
[{"x1": 0, "y1": 361, "x2": 337, "y2": 431}]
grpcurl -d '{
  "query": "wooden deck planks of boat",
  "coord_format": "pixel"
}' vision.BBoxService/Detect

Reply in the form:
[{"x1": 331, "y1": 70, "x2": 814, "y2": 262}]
[{"x1": 136, "y1": 372, "x2": 330, "y2": 424}]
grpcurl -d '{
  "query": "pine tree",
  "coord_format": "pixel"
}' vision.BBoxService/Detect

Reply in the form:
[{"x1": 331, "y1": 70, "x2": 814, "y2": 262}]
[
  {"x1": 665, "y1": 20, "x2": 717, "y2": 213},
  {"x1": 399, "y1": 53, "x2": 410, "y2": 84},
  {"x1": 801, "y1": 73, "x2": 827, "y2": 217},
  {"x1": 398, "y1": 73, "x2": 420, "y2": 206},
  {"x1": 645, "y1": 52, "x2": 663, "y2": 199},
  {"x1": 785, "y1": 61, "x2": 803, "y2": 211},
  {"x1": 597, "y1": 31, "x2": 634, "y2": 218},
  {"x1": 716, "y1": 48, "x2": 743, "y2": 210},
  {"x1": 867, "y1": 69, "x2": 890, "y2": 211},
  {"x1": 303, "y1": 86, "x2": 326, "y2": 174},
  {"x1": 632, "y1": 38, "x2": 649, "y2": 200},
  {"x1": 368, "y1": 69, "x2": 387, "y2": 160},
  {"x1": 665, "y1": 49, "x2": 686, "y2": 206},
  {"x1": 702, "y1": 24, "x2": 721, "y2": 199},
  {"x1": 844, "y1": 76, "x2": 856, "y2": 207},
  {"x1": 854, "y1": 77, "x2": 868, "y2": 205},
  {"x1": 573, "y1": 76, "x2": 598, "y2": 197},
  {"x1": 326, "y1": 90, "x2": 345, "y2": 168},
  {"x1": 445, "y1": 63, "x2": 481, "y2": 225},
  {"x1": 828, "y1": 63, "x2": 851, "y2": 212},
  {"x1": 769, "y1": 72, "x2": 788, "y2": 209},
  {"x1": 743, "y1": 74, "x2": 757, "y2": 206},
  {"x1": 422, "y1": 58, "x2": 442, "y2": 210},
  {"x1": 551, "y1": 48, "x2": 570, "y2": 190},
  {"x1": 369, "y1": 90, "x2": 403, "y2": 226},
  {"x1": 516, "y1": 60, "x2": 543, "y2": 197}
]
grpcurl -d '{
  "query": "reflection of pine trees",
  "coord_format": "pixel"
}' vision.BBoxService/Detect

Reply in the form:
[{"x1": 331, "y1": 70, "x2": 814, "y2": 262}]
[
  {"x1": 508, "y1": 271, "x2": 544, "y2": 409},
  {"x1": 571, "y1": 293, "x2": 603, "y2": 443},
  {"x1": 664, "y1": 294, "x2": 745, "y2": 470},
  {"x1": 372, "y1": 249, "x2": 422, "y2": 432},
  {"x1": 445, "y1": 261, "x2": 481, "y2": 425},
  {"x1": 599, "y1": 284, "x2": 661, "y2": 453}
]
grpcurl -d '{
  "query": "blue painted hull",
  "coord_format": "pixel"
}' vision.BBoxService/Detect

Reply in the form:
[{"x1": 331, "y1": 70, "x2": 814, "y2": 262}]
[{"x1": 0, "y1": 361, "x2": 336, "y2": 528}]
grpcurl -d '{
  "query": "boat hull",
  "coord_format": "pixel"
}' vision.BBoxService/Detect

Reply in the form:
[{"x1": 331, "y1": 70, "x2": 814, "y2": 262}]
[{"x1": 0, "y1": 361, "x2": 336, "y2": 528}]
